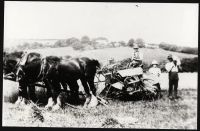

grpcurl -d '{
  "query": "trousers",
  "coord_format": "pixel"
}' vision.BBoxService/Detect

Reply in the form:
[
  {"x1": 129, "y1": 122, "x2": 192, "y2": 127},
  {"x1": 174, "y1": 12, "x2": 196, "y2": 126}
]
[{"x1": 168, "y1": 78, "x2": 179, "y2": 98}]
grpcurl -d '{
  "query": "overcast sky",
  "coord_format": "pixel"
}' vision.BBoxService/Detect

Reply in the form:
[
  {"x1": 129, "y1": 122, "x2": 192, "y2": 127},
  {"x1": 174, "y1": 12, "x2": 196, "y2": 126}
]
[{"x1": 4, "y1": 2, "x2": 199, "y2": 47}]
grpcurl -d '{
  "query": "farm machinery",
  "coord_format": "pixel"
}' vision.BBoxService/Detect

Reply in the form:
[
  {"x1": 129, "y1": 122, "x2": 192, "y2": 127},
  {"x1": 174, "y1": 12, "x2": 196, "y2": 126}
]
[
  {"x1": 95, "y1": 61, "x2": 161, "y2": 100},
  {"x1": 3, "y1": 55, "x2": 161, "y2": 107}
]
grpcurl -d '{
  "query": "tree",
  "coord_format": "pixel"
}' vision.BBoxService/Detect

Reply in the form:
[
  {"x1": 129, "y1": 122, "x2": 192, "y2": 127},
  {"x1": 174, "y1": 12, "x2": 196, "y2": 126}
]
[
  {"x1": 66, "y1": 37, "x2": 80, "y2": 46},
  {"x1": 90, "y1": 40, "x2": 99, "y2": 49},
  {"x1": 181, "y1": 57, "x2": 198, "y2": 72},
  {"x1": 135, "y1": 38, "x2": 145, "y2": 48},
  {"x1": 81, "y1": 36, "x2": 90, "y2": 44},
  {"x1": 31, "y1": 42, "x2": 44, "y2": 49},
  {"x1": 54, "y1": 40, "x2": 66, "y2": 47},
  {"x1": 110, "y1": 42, "x2": 116, "y2": 48},
  {"x1": 127, "y1": 38, "x2": 135, "y2": 47},
  {"x1": 118, "y1": 41, "x2": 126, "y2": 47},
  {"x1": 72, "y1": 42, "x2": 85, "y2": 50}
]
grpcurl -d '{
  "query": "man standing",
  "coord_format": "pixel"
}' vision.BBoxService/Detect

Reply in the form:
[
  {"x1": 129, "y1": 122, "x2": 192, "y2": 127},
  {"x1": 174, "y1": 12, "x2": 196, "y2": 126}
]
[
  {"x1": 129, "y1": 44, "x2": 143, "y2": 68},
  {"x1": 165, "y1": 54, "x2": 181, "y2": 99}
]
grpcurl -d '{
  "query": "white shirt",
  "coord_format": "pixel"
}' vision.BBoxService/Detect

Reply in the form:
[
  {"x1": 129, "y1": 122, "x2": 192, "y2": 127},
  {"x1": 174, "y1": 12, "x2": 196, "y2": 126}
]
[
  {"x1": 148, "y1": 67, "x2": 161, "y2": 83},
  {"x1": 165, "y1": 62, "x2": 178, "y2": 72},
  {"x1": 149, "y1": 67, "x2": 161, "y2": 77},
  {"x1": 131, "y1": 51, "x2": 143, "y2": 60}
]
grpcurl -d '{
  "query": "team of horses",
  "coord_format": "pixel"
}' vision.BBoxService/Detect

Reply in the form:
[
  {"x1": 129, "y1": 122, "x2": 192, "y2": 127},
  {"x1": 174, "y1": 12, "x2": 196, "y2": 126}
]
[{"x1": 3, "y1": 51, "x2": 101, "y2": 109}]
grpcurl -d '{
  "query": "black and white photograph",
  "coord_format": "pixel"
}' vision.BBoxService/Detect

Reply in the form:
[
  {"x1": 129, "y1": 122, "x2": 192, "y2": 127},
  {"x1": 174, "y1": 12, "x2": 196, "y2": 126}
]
[{"x1": 2, "y1": 1, "x2": 198, "y2": 129}]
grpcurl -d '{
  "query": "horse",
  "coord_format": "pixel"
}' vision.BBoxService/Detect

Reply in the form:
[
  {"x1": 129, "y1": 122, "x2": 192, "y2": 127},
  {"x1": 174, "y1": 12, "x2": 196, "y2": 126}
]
[
  {"x1": 14, "y1": 52, "x2": 63, "y2": 106},
  {"x1": 3, "y1": 51, "x2": 40, "y2": 103},
  {"x1": 41, "y1": 56, "x2": 101, "y2": 108},
  {"x1": 3, "y1": 51, "x2": 24, "y2": 78}
]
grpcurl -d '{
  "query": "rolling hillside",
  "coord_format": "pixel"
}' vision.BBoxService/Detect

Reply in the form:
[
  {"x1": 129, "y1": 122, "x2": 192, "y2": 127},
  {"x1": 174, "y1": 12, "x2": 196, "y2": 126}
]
[{"x1": 28, "y1": 47, "x2": 197, "y2": 65}]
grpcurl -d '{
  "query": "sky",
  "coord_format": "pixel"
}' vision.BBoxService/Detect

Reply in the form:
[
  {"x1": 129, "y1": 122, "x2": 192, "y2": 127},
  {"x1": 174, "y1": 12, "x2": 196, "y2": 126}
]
[{"x1": 4, "y1": 2, "x2": 199, "y2": 47}]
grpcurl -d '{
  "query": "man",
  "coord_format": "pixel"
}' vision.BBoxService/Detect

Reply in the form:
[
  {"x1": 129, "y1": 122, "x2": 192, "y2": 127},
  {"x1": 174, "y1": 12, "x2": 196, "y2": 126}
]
[
  {"x1": 148, "y1": 60, "x2": 162, "y2": 97},
  {"x1": 129, "y1": 44, "x2": 143, "y2": 68},
  {"x1": 165, "y1": 54, "x2": 181, "y2": 99}
]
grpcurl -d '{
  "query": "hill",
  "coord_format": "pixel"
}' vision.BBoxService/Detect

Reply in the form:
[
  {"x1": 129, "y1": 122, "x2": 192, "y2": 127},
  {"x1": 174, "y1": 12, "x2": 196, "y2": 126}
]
[{"x1": 28, "y1": 47, "x2": 197, "y2": 65}]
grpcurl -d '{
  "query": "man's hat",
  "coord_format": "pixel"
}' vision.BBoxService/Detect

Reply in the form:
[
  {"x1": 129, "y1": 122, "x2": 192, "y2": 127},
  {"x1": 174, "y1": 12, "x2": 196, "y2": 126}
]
[
  {"x1": 151, "y1": 60, "x2": 158, "y2": 65},
  {"x1": 133, "y1": 44, "x2": 139, "y2": 49},
  {"x1": 167, "y1": 54, "x2": 173, "y2": 59}
]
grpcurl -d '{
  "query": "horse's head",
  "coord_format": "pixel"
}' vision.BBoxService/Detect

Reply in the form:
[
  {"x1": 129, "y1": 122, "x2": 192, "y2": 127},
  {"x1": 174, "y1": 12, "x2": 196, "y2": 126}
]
[
  {"x1": 15, "y1": 52, "x2": 42, "y2": 81},
  {"x1": 40, "y1": 57, "x2": 49, "y2": 78},
  {"x1": 3, "y1": 51, "x2": 24, "y2": 76},
  {"x1": 40, "y1": 56, "x2": 61, "y2": 80},
  {"x1": 25, "y1": 52, "x2": 41, "y2": 64}
]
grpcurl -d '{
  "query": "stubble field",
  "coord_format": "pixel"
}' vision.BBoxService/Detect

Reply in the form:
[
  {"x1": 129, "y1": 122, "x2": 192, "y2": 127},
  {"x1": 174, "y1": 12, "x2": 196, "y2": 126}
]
[{"x1": 2, "y1": 73, "x2": 197, "y2": 129}]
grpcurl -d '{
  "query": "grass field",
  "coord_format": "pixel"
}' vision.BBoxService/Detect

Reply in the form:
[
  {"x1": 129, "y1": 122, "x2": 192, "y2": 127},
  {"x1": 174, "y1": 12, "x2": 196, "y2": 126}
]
[
  {"x1": 2, "y1": 73, "x2": 197, "y2": 129},
  {"x1": 2, "y1": 89, "x2": 197, "y2": 129},
  {"x1": 28, "y1": 47, "x2": 197, "y2": 65}
]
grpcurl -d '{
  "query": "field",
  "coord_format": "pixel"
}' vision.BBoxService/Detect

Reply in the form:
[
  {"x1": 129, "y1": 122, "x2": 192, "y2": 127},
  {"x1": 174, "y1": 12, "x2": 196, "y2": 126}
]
[
  {"x1": 2, "y1": 47, "x2": 197, "y2": 129},
  {"x1": 27, "y1": 46, "x2": 197, "y2": 65},
  {"x1": 2, "y1": 73, "x2": 197, "y2": 129}
]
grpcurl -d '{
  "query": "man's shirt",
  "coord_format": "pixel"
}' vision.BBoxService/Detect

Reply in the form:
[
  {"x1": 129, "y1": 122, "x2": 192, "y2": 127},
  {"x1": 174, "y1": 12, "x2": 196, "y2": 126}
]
[
  {"x1": 165, "y1": 62, "x2": 178, "y2": 72},
  {"x1": 149, "y1": 67, "x2": 161, "y2": 77},
  {"x1": 148, "y1": 67, "x2": 161, "y2": 83},
  {"x1": 131, "y1": 51, "x2": 143, "y2": 61}
]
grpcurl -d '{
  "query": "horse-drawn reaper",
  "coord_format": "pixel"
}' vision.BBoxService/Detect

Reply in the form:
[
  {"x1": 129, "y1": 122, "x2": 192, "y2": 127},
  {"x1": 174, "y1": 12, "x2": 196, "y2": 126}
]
[
  {"x1": 3, "y1": 51, "x2": 161, "y2": 110},
  {"x1": 95, "y1": 61, "x2": 161, "y2": 100}
]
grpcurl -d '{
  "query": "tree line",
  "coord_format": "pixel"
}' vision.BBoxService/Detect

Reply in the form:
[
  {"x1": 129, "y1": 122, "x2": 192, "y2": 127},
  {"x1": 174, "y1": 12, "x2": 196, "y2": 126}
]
[
  {"x1": 5, "y1": 36, "x2": 197, "y2": 72},
  {"x1": 6, "y1": 37, "x2": 197, "y2": 55},
  {"x1": 159, "y1": 42, "x2": 198, "y2": 55},
  {"x1": 6, "y1": 36, "x2": 146, "y2": 51}
]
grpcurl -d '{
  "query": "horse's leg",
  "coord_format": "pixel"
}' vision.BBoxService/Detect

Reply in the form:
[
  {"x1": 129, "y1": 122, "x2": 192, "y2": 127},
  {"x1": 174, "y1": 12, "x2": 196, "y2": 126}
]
[
  {"x1": 80, "y1": 78, "x2": 91, "y2": 97},
  {"x1": 15, "y1": 79, "x2": 28, "y2": 105},
  {"x1": 80, "y1": 78, "x2": 93, "y2": 107},
  {"x1": 28, "y1": 84, "x2": 37, "y2": 103},
  {"x1": 67, "y1": 80, "x2": 80, "y2": 105},
  {"x1": 43, "y1": 79, "x2": 55, "y2": 108},
  {"x1": 52, "y1": 81, "x2": 63, "y2": 110},
  {"x1": 51, "y1": 80, "x2": 61, "y2": 103},
  {"x1": 61, "y1": 81, "x2": 68, "y2": 92},
  {"x1": 87, "y1": 75, "x2": 96, "y2": 96}
]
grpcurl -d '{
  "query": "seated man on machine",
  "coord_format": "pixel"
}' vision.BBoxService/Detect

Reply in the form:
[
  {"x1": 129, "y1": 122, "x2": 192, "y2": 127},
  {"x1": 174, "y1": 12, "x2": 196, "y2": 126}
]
[{"x1": 128, "y1": 44, "x2": 143, "y2": 68}]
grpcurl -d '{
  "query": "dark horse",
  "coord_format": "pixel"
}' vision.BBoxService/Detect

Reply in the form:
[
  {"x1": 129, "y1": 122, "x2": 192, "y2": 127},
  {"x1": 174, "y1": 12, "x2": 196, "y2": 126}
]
[
  {"x1": 3, "y1": 51, "x2": 41, "y2": 103},
  {"x1": 14, "y1": 52, "x2": 64, "y2": 105},
  {"x1": 3, "y1": 51, "x2": 24, "y2": 78},
  {"x1": 41, "y1": 56, "x2": 101, "y2": 107}
]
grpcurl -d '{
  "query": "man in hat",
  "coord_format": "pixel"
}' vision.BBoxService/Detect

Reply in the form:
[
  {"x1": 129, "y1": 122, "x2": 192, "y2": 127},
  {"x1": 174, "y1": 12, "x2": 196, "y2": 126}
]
[
  {"x1": 165, "y1": 54, "x2": 181, "y2": 99},
  {"x1": 129, "y1": 44, "x2": 143, "y2": 68}
]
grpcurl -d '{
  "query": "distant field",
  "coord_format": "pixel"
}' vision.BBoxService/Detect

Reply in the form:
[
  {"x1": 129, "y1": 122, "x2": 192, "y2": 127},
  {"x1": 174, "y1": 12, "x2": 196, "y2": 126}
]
[{"x1": 27, "y1": 47, "x2": 197, "y2": 65}]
